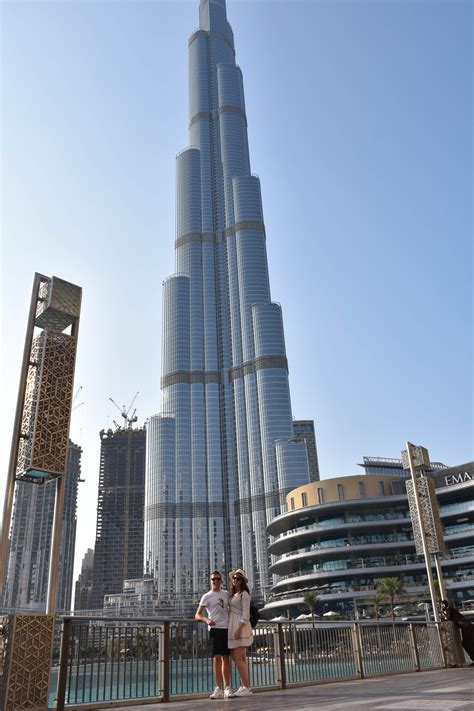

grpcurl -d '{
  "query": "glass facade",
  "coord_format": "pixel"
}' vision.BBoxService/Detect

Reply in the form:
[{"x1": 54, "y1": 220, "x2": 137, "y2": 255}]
[
  {"x1": 293, "y1": 420, "x2": 320, "y2": 481},
  {"x1": 265, "y1": 470, "x2": 474, "y2": 617},
  {"x1": 145, "y1": 0, "x2": 310, "y2": 602}
]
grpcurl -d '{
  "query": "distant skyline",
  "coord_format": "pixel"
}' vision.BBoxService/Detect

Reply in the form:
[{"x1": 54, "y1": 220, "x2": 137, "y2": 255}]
[{"x1": 1, "y1": 0, "x2": 472, "y2": 593}]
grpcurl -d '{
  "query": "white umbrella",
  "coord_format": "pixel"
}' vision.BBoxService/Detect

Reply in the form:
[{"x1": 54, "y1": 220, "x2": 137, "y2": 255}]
[
  {"x1": 295, "y1": 613, "x2": 309, "y2": 620},
  {"x1": 323, "y1": 610, "x2": 339, "y2": 618},
  {"x1": 270, "y1": 615, "x2": 289, "y2": 621}
]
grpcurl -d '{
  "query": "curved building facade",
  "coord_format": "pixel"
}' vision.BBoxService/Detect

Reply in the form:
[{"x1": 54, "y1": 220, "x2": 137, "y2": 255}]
[
  {"x1": 265, "y1": 463, "x2": 474, "y2": 617},
  {"x1": 145, "y1": 0, "x2": 313, "y2": 603}
]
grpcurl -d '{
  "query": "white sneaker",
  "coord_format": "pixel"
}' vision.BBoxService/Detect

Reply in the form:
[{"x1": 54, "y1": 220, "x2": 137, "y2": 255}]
[
  {"x1": 234, "y1": 687, "x2": 253, "y2": 697},
  {"x1": 210, "y1": 687, "x2": 224, "y2": 699},
  {"x1": 224, "y1": 687, "x2": 235, "y2": 698}
]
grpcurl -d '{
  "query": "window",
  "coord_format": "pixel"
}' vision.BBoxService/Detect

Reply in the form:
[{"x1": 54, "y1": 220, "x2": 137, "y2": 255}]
[
  {"x1": 379, "y1": 481, "x2": 385, "y2": 496},
  {"x1": 337, "y1": 484, "x2": 344, "y2": 501},
  {"x1": 290, "y1": 498, "x2": 295, "y2": 511},
  {"x1": 359, "y1": 481, "x2": 366, "y2": 498},
  {"x1": 302, "y1": 492, "x2": 308, "y2": 507},
  {"x1": 317, "y1": 487, "x2": 324, "y2": 504}
]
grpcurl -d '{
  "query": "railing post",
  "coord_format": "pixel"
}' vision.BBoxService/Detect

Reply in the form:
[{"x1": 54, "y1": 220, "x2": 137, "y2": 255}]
[
  {"x1": 56, "y1": 617, "x2": 72, "y2": 711},
  {"x1": 408, "y1": 623, "x2": 420, "y2": 671},
  {"x1": 274, "y1": 623, "x2": 286, "y2": 690},
  {"x1": 436, "y1": 622, "x2": 448, "y2": 669},
  {"x1": 161, "y1": 620, "x2": 170, "y2": 702},
  {"x1": 351, "y1": 623, "x2": 364, "y2": 679}
]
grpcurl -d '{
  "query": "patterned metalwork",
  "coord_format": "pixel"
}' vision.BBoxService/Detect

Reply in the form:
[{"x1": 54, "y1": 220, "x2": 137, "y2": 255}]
[
  {"x1": 16, "y1": 329, "x2": 77, "y2": 483},
  {"x1": 2, "y1": 614, "x2": 54, "y2": 711},
  {"x1": 406, "y1": 475, "x2": 446, "y2": 554},
  {"x1": 402, "y1": 445, "x2": 431, "y2": 471},
  {"x1": 35, "y1": 276, "x2": 82, "y2": 331},
  {"x1": 0, "y1": 615, "x2": 10, "y2": 710}
]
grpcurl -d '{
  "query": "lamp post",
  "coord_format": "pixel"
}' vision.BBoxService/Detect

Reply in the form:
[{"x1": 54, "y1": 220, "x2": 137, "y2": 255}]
[
  {"x1": 402, "y1": 443, "x2": 446, "y2": 623},
  {"x1": 1, "y1": 275, "x2": 82, "y2": 612},
  {"x1": 0, "y1": 274, "x2": 81, "y2": 711}
]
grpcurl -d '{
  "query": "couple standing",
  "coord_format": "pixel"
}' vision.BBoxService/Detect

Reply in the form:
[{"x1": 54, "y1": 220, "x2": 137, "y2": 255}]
[{"x1": 195, "y1": 569, "x2": 253, "y2": 699}]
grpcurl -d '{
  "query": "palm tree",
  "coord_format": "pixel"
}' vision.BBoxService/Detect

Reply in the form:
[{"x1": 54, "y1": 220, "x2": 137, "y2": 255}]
[
  {"x1": 377, "y1": 577, "x2": 405, "y2": 648},
  {"x1": 303, "y1": 590, "x2": 319, "y2": 620},
  {"x1": 376, "y1": 577, "x2": 404, "y2": 622},
  {"x1": 367, "y1": 591, "x2": 384, "y2": 648},
  {"x1": 368, "y1": 592, "x2": 384, "y2": 622},
  {"x1": 303, "y1": 590, "x2": 319, "y2": 656}
]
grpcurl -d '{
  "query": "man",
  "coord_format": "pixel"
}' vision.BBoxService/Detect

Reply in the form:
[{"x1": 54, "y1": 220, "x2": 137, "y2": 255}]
[{"x1": 195, "y1": 571, "x2": 234, "y2": 699}]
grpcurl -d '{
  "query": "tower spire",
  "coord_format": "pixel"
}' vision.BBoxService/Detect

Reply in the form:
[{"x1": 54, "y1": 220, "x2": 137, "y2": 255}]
[{"x1": 199, "y1": 0, "x2": 229, "y2": 33}]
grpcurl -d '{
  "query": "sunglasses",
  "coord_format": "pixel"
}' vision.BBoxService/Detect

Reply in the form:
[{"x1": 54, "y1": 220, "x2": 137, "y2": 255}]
[
  {"x1": 233, "y1": 575, "x2": 243, "y2": 580},
  {"x1": 211, "y1": 577, "x2": 221, "y2": 582}
]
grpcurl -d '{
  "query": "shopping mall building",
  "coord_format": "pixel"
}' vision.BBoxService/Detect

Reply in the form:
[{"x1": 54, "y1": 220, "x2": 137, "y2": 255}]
[{"x1": 264, "y1": 461, "x2": 474, "y2": 618}]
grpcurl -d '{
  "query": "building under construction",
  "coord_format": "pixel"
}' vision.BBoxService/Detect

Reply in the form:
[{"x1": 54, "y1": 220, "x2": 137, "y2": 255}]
[{"x1": 89, "y1": 427, "x2": 146, "y2": 609}]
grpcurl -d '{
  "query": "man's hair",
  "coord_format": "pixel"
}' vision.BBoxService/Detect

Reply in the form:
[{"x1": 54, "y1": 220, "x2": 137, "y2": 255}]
[{"x1": 210, "y1": 570, "x2": 222, "y2": 578}]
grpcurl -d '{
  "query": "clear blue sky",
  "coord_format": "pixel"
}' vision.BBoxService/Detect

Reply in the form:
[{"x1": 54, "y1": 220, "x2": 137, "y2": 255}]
[{"x1": 1, "y1": 0, "x2": 472, "y2": 587}]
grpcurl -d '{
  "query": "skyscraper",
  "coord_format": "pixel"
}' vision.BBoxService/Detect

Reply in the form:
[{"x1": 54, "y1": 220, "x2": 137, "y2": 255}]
[
  {"x1": 293, "y1": 421, "x2": 320, "y2": 482},
  {"x1": 145, "y1": 0, "x2": 311, "y2": 602},
  {"x1": 74, "y1": 548, "x2": 94, "y2": 611},
  {"x1": 90, "y1": 427, "x2": 146, "y2": 609},
  {"x1": 2, "y1": 441, "x2": 82, "y2": 612}
]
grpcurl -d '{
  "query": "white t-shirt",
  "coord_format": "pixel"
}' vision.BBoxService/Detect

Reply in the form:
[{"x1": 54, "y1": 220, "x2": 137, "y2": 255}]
[{"x1": 199, "y1": 589, "x2": 230, "y2": 630}]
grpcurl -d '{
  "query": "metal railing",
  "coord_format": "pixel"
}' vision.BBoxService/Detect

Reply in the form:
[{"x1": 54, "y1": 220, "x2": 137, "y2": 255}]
[{"x1": 52, "y1": 618, "x2": 453, "y2": 709}]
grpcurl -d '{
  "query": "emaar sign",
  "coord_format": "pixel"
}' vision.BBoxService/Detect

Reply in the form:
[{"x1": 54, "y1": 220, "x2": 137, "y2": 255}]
[{"x1": 445, "y1": 471, "x2": 473, "y2": 486}]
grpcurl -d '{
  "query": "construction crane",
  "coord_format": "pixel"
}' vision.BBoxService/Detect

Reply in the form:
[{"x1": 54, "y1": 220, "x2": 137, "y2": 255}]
[
  {"x1": 72, "y1": 385, "x2": 85, "y2": 411},
  {"x1": 109, "y1": 392, "x2": 139, "y2": 429}
]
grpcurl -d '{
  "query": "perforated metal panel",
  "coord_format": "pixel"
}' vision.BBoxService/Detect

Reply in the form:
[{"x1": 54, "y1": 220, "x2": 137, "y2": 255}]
[
  {"x1": 16, "y1": 330, "x2": 77, "y2": 482},
  {"x1": 406, "y1": 475, "x2": 446, "y2": 554},
  {"x1": 2, "y1": 614, "x2": 55, "y2": 711},
  {"x1": 35, "y1": 276, "x2": 82, "y2": 331}
]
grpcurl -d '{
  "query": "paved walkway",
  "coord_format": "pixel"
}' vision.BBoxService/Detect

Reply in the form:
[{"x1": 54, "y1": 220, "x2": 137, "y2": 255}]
[
  {"x1": 113, "y1": 669, "x2": 474, "y2": 711},
  {"x1": 115, "y1": 668, "x2": 474, "y2": 710}
]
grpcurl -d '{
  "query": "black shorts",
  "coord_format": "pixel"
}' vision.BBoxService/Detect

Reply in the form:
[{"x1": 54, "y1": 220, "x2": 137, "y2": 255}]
[{"x1": 209, "y1": 628, "x2": 230, "y2": 657}]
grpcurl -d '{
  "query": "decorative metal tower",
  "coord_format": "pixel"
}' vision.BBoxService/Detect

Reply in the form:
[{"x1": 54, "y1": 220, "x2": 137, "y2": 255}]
[{"x1": 0, "y1": 273, "x2": 81, "y2": 711}]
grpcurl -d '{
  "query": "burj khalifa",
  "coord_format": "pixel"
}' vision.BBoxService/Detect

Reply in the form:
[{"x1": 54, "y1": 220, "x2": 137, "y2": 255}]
[{"x1": 145, "y1": 0, "x2": 313, "y2": 604}]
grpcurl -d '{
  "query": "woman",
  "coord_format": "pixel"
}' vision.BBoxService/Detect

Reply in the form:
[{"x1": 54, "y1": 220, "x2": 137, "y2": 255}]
[{"x1": 228, "y1": 569, "x2": 253, "y2": 696}]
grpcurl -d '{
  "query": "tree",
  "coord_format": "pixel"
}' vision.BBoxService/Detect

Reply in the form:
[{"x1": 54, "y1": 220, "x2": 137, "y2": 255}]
[
  {"x1": 367, "y1": 591, "x2": 384, "y2": 648},
  {"x1": 303, "y1": 590, "x2": 319, "y2": 620},
  {"x1": 368, "y1": 592, "x2": 384, "y2": 622},
  {"x1": 303, "y1": 590, "x2": 319, "y2": 655},
  {"x1": 377, "y1": 577, "x2": 405, "y2": 622}
]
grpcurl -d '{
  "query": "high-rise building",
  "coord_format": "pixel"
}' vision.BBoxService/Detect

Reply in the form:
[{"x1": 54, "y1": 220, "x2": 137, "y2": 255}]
[
  {"x1": 293, "y1": 421, "x2": 320, "y2": 482},
  {"x1": 74, "y1": 548, "x2": 94, "y2": 611},
  {"x1": 265, "y1": 461, "x2": 474, "y2": 617},
  {"x1": 359, "y1": 456, "x2": 448, "y2": 478},
  {"x1": 90, "y1": 427, "x2": 146, "y2": 609},
  {"x1": 145, "y1": 0, "x2": 312, "y2": 604},
  {"x1": 2, "y1": 441, "x2": 82, "y2": 612}
]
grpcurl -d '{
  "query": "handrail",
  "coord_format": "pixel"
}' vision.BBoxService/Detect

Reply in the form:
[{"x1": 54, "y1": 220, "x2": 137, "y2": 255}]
[{"x1": 53, "y1": 617, "x2": 457, "y2": 709}]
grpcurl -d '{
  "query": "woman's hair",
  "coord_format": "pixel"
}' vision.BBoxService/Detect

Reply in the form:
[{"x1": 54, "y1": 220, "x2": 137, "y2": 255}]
[{"x1": 230, "y1": 573, "x2": 250, "y2": 597}]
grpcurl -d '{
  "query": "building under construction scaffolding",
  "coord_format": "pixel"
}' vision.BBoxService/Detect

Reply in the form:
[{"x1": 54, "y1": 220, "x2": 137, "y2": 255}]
[{"x1": 89, "y1": 427, "x2": 146, "y2": 610}]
